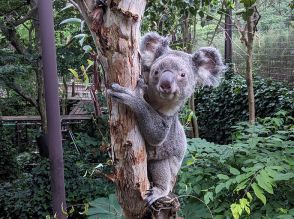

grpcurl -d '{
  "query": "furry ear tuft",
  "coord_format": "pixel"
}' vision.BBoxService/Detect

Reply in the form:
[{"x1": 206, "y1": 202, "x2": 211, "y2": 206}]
[
  {"x1": 140, "y1": 32, "x2": 170, "y2": 70},
  {"x1": 192, "y1": 47, "x2": 225, "y2": 87}
]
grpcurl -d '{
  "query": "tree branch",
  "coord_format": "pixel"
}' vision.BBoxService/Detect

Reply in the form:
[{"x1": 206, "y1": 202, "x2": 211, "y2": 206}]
[
  {"x1": 12, "y1": 6, "x2": 37, "y2": 27},
  {"x1": 208, "y1": 0, "x2": 226, "y2": 46},
  {"x1": 5, "y1": 81, "x2": 37, "y2": 108},
  {"x1": 0, "y1": 24, "x2": 29, "y2": 55}
]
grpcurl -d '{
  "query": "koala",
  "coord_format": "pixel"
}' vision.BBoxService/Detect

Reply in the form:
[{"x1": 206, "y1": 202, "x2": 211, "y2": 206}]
[{"x1": 108, "y1": 32, "x2": 224, "y2": 206}]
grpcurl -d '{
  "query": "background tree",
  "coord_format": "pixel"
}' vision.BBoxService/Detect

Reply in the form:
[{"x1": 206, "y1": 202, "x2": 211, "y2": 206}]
[
  {"x1": 235, "y1": 0, "x2": 261, "y2": 124},
  {"x1": 0, "y1": 0, "x2": 48, "y2": 132}
]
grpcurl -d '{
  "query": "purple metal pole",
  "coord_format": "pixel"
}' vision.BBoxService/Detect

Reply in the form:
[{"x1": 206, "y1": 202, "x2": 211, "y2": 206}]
[{"x1": 37, "y1": 1, "x2": 67, "y2": 218}]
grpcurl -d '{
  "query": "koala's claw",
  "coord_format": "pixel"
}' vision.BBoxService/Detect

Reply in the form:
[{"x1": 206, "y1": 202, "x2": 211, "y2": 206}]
[
  {"x1": 145, "y1": 196, "x2": 157, "y2": 207},
  {"x1": 144, "y1": 188, "x2": 167, "y2": 207},
  {"x1": 107, "y1": 90, "x2": 122, "y2": 100},
  {"x1": 145, "y1": 189, "x2": 153, "y2": 196},
  {"x1": 111, "y1": 83, "x2": 126, "y2": 92}
]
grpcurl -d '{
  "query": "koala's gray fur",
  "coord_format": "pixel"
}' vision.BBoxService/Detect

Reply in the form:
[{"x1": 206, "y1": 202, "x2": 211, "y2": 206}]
[{"x1": 108, "y1": 32, "x2": 224, "y2": 206}]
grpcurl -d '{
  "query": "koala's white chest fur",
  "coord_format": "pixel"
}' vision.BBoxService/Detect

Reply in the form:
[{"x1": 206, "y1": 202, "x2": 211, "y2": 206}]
[{"x1": 147, "y1": 117, "x2": 186, "y2": 161}]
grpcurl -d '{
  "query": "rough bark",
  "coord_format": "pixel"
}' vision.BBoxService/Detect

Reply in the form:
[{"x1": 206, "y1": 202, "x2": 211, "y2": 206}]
[{"x1": 76, "y1": 1, "x2": 149, "y2": 218}]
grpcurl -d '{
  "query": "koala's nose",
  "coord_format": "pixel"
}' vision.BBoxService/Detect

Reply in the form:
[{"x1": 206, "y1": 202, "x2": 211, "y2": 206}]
[
  {"x1": 159, "y1": 71, "x2": 174, "y2": 93},
  {"x1": 160, "y1": 81, "x2": 171, "y2": 92}
]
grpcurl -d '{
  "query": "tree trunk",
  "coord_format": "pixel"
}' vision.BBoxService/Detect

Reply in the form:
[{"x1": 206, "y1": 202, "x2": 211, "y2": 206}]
[
  {"x1": 182, "y1": 12, "x2": 199, "y2": 138},
  {"x1": 246, "y1": 14, "x2": 255, "y2": 124},
  {"x1": 225, "y1": 9, "x2": 232, "y2": 64},
  {"x1": 31, "y1": 0, "x2": 48, "y2": 133},
  {"x1": 76, "y1": 1, "x2": 149, "y2": 218}
]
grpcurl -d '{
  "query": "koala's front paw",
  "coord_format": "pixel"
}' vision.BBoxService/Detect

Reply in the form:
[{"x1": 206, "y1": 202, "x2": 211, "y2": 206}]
[
  {"x1": 107, "y1": 83, "x2": 132, "y2": 101},
  {"x1": 107, "y1": 83, "x2": 138, "y2": 109},
  {"x1": 111, "y1": 83, "x2": 131, "y2": 94},
  {"x1": 144, "y1": 187, "x2": 169, "y2": 207}
]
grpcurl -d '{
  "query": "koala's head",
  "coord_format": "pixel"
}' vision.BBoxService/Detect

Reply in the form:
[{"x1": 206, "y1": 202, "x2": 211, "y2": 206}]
[{"x1": 140, "y1": 32, "x2": 225, "y2": 110}]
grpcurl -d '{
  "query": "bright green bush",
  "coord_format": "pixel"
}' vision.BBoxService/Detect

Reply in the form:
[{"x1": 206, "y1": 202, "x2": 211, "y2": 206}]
[
  {"x1": 177, "y1": 111, "x2": 294, "y2": 218},
  {"x1": 195, "y1": 74, "x2": 294, "y2": 144}
]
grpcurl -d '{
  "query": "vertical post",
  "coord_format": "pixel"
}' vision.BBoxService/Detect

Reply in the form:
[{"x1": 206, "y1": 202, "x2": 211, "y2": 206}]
[
  {"x1": 225, "y1": 9, "x2": 232, "y2": 64},
  {"x1": 37, "y1": 1, "x2": 67, "y2": 218}
]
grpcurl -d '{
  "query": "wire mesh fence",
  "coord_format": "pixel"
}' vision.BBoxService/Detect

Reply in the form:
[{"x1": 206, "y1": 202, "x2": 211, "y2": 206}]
[
  {"x1": 195, "y1": 26, "x2": 294, "y2": 86},
  {"x1": 233, "y1": 28, "x2": 294, "y2": 85}
]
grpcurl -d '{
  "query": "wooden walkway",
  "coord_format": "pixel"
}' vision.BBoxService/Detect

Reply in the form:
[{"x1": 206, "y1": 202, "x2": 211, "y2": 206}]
[{"x1": 0, "y1": 115, "x2": 92, "y2": 123}]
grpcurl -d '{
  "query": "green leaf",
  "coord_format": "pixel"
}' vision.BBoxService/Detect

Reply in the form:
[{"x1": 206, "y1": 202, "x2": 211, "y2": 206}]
[
  {"x1": 83, "y1": 71, "x2": 89, "y2": 88},
  {"x1": 252, "y1": 183, "x2": 266, "y2": 205},
  {"x1": 69, "y1": 206, "x2": 75, "y2": 214},
  {"x1": 187, "y1": 111, "x2": 194, "y2": 123},
  {"x1": 215, "y1": 183, "x2": 226, "y2": 193},
  {"x1": 87, "y1": 59, "x2": 94, "y2": 66},
  {"x1": 60, "y1": 18, "x2": 82, "y2": 25},
  {"x1": 274, "y1": 172, "x2": 294, "y2": 181},
  {"x1": 87, "y1": 194, "x2": 122, "y2": 218},
  {"x1": 230, "y1": 167, "x2": 241, "y2": 175},
  {"x1": 61, "y1": 3, "x2": 74, "y2": 11},
  {"x1": 256, "y1": 171, "x2": 274, "y2": 194},
  {"x1": 230, "y1": 203, "x2": 241, "y2": 219},
  {"x1": 246, "y1": 192, "x2": 253, "y2": 202},
  {"x1": 217, "y1": 174, "x2": 229, "y2": 180},
  {"x1": 204, "y1": 191, "x2": 213, "y2": 205},
  {"x1": 68, "y1": 68, "x2": 79, "y2": 80},
  {"x1": 83, "y1": 45, "x2": 92, "y2": 53}
]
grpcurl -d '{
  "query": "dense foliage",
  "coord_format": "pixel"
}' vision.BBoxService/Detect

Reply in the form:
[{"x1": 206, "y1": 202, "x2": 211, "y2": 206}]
[
  {"x1": 178, "y1": 111, "x2": 294, "y2": 218},
  {"x1": 0, "y1": 129, "x2": 113, "y2": 218},
  {"x1": 195, "y1": 73, "x2": 294, "y2": 144},
  {"x1": 0, "y1": 125, "x2": 19, "y2": 181}
]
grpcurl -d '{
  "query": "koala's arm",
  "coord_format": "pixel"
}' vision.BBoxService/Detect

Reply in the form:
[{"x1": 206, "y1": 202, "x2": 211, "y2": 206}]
[{"x1": 108, "y1": 83, "x2": 172, "y2": 146}]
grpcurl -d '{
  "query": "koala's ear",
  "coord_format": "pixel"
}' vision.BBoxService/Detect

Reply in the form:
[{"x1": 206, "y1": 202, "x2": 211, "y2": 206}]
[
  {"x1": 192, "y1": 47, "x2": 225, "y2": 87},
  {"x1": 140, "y1": 32, "x2": 170, "y2": 70}
]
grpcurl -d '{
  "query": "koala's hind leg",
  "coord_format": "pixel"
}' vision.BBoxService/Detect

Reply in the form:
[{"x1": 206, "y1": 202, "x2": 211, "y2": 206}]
[{"x1": 145, "y1": 159, "x2": 172, "y2": 206}]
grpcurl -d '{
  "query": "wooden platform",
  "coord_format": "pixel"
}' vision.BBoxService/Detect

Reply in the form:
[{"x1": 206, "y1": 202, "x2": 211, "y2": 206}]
[{"x1": 0, "y1": 115, "x2": 92, "y2": 123}]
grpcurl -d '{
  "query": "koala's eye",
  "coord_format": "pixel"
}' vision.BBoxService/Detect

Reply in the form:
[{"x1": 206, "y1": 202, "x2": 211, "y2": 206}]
[
  {"x1": 180, "y1": 73, "x2": 186, "y2": 77},
  {"x1": 154, "y1": 71, "x2": 159, "y2": 76}
]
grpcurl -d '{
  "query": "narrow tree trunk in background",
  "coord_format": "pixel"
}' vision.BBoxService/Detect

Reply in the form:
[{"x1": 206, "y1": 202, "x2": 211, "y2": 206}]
[
  {"x1": 246, "y1": 15, "x2": 255, "y2": 124},
  {"x1": 62, "y1": 76, "x2": 68, "y2": 115},
  {"x1": 76, "y1": 1, "x2": 149, "y2": 218},
  {"x1": 31, "y1": 0, "x2": 47, "y2": 133},
  {"x1": 182, "y1": 12, "x2": 199, "y2": 138},
  {"x1": 36, "y1": 66, "x2": 47, "y2": 132},
  {"x1": 225, "y1": 9, "x2": 232, "y2": 64}
]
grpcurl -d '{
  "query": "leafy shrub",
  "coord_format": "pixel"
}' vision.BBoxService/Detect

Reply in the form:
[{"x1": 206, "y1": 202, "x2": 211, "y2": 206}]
[
  {"x1": 0, "y1": 150, "x2": 114, "y2": 218},
  {"x1": 195, "y1": 74, "x2": 294, "y2": 144},
  {"x1": 177, "y1": 111, "x2": 294, "y2": 218},
  {"x1": 0, "y1": 125, "x2": 19, "y2": 181}
]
